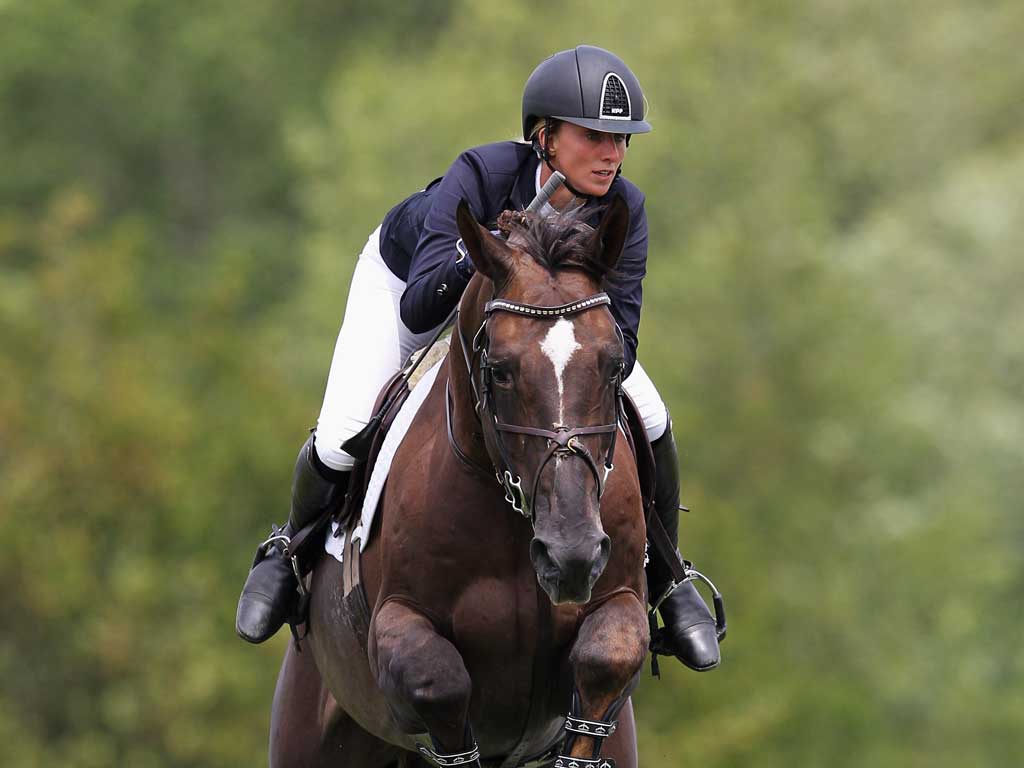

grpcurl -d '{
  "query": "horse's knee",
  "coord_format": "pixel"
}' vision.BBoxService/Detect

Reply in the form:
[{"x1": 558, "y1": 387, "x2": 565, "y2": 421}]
[
  {"x1": 571, "y1": 599, "x2": 648, "y2": 695},
  {"x1": 389, "y1": 650, "x2": 472, "y2": 725},
  {"x1": 372, "y1": 602, "x2": 472, "y2": 735},
  {"x1": 571, "y1": 633, "x2": 646, "y2": 694}
]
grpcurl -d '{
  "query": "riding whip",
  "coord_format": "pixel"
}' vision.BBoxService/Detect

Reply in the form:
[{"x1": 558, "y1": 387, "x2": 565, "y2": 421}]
[{"x1": 526, "y1": 170, "x2": 565, "y2": 213}]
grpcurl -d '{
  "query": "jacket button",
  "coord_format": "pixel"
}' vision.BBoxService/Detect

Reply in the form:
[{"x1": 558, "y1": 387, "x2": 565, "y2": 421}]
[{"x1": 437, "y1": 283, "x2": 448, "y2": 296}]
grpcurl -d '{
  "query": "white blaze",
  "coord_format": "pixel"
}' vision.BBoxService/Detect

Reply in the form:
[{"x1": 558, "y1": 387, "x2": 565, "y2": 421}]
[{"x1": 539, "y1": 318, "x2": 581, "y2": 422}]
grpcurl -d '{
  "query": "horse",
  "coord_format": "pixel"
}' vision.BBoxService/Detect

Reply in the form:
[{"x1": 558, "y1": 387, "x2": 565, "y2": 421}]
[{"x1": 269, "y1": 196, "x2": 650, "y2": 768}]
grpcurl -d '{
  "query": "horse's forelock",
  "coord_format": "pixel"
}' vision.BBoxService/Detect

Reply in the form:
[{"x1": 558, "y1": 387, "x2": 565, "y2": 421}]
[{"x1": 498, "y1": 206, "x2": 613, "y2": 282}]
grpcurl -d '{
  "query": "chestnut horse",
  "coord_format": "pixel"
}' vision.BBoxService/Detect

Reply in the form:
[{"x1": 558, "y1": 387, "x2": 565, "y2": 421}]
[{"x1": 270, "y1": 197, "x2": 649, "y2": 767}]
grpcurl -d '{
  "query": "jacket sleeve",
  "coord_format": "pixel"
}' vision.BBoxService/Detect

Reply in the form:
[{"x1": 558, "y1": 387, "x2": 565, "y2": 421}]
[
  {"x1": 603, "y1": 192, "x2": 648, "y2": 377},
  {"x1": 399, "y1": 150, "x2": 488, "y2": 333}
]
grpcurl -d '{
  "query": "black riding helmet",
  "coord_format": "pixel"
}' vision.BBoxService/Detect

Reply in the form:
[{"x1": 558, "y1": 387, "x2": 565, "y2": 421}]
[{"x1": 521, "y1": 45, "x2": 652, "y2": 141}]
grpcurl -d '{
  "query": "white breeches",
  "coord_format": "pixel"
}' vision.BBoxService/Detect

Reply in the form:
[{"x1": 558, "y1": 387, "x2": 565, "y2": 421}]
[{"x1": 314, "y1": 227, "x2": 668, "y2": 471}]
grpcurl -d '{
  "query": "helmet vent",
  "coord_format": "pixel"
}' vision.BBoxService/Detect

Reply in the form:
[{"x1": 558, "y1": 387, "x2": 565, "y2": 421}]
[{"x1": 599, "y1": 73, "x2": 631, "y2": 120}]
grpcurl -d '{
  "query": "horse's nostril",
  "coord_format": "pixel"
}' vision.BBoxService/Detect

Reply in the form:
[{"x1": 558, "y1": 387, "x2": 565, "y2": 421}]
[
  {"x1": 530, "y1": 538, "x2": 552, "y2": 572},
  {"x1": 597, "y1": 534, "x2": 611, "y2": 565}
]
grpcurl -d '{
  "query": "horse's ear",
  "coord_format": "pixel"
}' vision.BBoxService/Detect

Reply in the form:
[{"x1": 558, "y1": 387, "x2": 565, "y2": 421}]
[
  {"x1": 592, "y1": 194, "x2": 631, "y2": 272},
  {"x1": 455, "y1": 199, "x2": 514, "y2": 282}
]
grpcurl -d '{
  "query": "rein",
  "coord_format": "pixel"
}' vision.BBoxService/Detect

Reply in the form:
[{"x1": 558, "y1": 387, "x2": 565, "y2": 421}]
[{"x1": 451, "y1": 290, "x2": 625, "y2": 527}]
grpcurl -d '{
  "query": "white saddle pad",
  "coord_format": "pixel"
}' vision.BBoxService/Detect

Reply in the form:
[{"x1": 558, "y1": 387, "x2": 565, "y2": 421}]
[{"x1": 325, "y1": 358, "x2": 444, "y2": 564}]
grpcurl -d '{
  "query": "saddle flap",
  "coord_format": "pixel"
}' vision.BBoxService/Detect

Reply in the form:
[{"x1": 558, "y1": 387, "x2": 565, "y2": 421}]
[
  {"x1": 618, "y1": 390, "x2": 656, "y2": 521},
  {"x1": 332, "y1": 370, "x2": 414, "y2": 532}
]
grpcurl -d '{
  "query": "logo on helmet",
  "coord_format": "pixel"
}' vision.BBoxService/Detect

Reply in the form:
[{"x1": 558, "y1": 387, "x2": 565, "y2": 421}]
[{"x1": 599, "y1": 73, "x2": 631, "y2": 120}]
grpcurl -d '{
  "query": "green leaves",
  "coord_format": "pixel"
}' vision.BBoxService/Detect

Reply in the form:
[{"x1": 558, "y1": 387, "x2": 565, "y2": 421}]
[{"x1": 2, "y1": 1, "x2": 1022, "y2": 765}]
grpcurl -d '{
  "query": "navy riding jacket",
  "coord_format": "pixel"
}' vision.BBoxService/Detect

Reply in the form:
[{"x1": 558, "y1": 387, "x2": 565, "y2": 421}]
[{"x1": 379, "y1": 141, "x2": 649, "y2": 376}]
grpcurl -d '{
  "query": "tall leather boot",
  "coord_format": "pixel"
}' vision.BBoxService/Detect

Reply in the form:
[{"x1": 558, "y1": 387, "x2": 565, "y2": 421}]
[
  {"x1": 236, "y1": 433, "x2": 348, "y2": 644},
  {"x1": 647, "y1": 419, "x2": 721, "y2": 671}
]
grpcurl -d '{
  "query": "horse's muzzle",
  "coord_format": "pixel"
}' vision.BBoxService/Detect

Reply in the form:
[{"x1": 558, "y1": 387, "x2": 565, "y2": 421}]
[{"x1": 529, "y1": 532, "x2": 611, "y2": 605}]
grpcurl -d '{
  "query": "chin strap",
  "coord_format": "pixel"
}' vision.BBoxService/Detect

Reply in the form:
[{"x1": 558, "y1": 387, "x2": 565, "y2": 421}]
[{"x1": 544, "y1": 158, "x2": 591, "y2": 201}]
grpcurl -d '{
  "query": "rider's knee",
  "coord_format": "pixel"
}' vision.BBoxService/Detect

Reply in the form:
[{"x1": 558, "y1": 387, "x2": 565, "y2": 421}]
[
  {"x1": 644, "y1": 407, "x2": 668, "y2": 443},
  {"x1": 311, "y1": 422, "x2": 360, "y2": 472},
  {"x1": 621, "y1": 362, "x2": 668, "y2": 442}
]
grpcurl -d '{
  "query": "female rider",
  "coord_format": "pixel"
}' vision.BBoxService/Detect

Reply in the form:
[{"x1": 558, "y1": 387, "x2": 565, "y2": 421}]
[{"x1": 236, "y1": 45, "x2": 720, "y2": 672}]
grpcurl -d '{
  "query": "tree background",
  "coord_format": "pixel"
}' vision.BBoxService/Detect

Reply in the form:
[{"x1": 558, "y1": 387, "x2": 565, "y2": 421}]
[{"x1": 2, "y1": 1, "x2": 1021, "y2": 765}]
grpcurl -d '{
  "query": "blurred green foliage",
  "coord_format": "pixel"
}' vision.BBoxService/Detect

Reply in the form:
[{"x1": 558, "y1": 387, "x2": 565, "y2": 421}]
[{"x1": 1, "y1": 1, "x2": 1021, "y2": 765}]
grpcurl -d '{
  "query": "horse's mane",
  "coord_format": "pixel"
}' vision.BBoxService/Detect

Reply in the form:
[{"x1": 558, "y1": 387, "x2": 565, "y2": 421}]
[{"x1": 497, "y1": 206, "x2": 614, "y2": 281}]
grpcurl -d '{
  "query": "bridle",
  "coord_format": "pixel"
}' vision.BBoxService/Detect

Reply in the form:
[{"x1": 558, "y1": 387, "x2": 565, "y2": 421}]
[{"x1": 450, "y1": 290, "x2": 626, "y2": 526}]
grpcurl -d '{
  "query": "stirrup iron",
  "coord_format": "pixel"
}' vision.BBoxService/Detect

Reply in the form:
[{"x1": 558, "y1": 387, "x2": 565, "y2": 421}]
[{"x1": 649, "y1": 560, "x2": 726, "y2": 642}]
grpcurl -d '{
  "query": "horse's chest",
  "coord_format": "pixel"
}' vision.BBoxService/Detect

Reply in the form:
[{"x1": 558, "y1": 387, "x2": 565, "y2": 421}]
[{"x1": 448, "y1": 576, "x2": 580, "y2": 754}]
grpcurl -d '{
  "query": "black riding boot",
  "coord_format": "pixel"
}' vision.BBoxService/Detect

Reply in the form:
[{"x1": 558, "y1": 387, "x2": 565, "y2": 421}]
[
  {"x1": 647, "y1": 420, "x2": 721, "y2": 671},
  {"x1": 236, "y1": 433, "x2": 348, "y2": 644}
]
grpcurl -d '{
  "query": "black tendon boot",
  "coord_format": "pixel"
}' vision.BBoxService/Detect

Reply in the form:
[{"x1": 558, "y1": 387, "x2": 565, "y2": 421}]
[
  {"x1": 648, "y1": 420, "x2": 721, "y2": 671},
  {"x1": 236, "y1": 433, "x2": 348, "y2": 643}
]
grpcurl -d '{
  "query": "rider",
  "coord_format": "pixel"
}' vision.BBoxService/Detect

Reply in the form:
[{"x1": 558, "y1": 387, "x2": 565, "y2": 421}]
[{"x1": 236, "y1": 45, "x2": 721, "y2": 672}]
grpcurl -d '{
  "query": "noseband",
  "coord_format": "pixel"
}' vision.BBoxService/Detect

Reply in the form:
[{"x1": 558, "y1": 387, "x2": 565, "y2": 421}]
[{"x1": 453, "y1": 291, "x2": 625, "y2": 525}]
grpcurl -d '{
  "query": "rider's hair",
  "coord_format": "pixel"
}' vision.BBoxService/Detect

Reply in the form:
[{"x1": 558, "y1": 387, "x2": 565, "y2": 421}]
[
  {"x1": 529, "y1": 117, "x2": 559, "y2": 140},
  {"x1": 531, "y1": 118, "x2": 563, "y2": 161}
]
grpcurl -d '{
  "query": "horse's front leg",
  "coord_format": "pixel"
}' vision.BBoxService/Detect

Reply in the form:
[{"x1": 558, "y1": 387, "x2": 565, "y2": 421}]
[
  {"x1": 562, "y1": 592, "x2": 648, "y2": 766},
  {"x1": 370, "y1": 598, "x2": 479, "y2": 765}
]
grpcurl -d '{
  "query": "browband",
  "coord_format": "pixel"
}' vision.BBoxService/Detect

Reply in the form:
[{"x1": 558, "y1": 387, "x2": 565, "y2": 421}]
[{"x1": 484, "y1": 293, "x2": 611, "y2": 319}]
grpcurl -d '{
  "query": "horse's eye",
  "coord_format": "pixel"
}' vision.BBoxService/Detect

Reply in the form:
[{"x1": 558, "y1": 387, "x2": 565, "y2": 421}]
[{"x1": 491, "y1": 367, "x2": 514, "y2": 387}]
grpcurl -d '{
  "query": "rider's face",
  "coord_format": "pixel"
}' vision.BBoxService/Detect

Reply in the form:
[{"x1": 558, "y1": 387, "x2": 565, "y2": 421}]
[{"x1": 545, "y1": 123, "x2": 627, "y2": 198}]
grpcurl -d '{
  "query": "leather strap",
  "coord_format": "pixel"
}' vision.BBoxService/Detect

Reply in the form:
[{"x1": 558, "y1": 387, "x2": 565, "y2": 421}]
[
  {"x1": 452, "y1": 290, "x2": 623, "y2": 527},
  {"x1": 484, "y1": 293, "x2": 610, "y2": 318},
  {"x1": 498, "y1": 579, "x2": 555, "y2": 768},
  {"x1": 445, "y1": 380, "x2": 492, "y2": 476}
]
